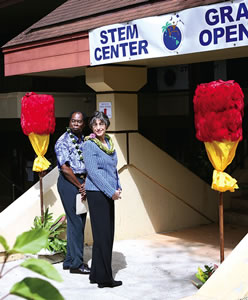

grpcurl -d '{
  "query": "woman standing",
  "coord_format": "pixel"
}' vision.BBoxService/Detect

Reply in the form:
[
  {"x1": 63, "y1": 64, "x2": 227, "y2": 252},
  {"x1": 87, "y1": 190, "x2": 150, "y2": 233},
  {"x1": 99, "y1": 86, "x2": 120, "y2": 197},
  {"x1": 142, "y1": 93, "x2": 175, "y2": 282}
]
[{"x1": 82, "y1": 111, "x2": 122, "y2": 288}]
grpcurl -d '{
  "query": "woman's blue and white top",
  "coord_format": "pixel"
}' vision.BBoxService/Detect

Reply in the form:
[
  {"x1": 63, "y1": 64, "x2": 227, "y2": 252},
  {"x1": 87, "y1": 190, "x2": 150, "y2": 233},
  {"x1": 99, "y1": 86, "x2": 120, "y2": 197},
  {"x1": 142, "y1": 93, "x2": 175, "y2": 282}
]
[{"x1": 82, "y1": 139, "x2": 121, "y2": 198}]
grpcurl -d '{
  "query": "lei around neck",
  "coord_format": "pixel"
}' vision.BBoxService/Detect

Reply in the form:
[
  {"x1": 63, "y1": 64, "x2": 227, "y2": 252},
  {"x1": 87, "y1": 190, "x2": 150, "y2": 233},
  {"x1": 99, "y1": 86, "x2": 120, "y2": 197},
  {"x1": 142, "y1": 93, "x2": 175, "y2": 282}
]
[
  {"x1": 84, "y1": 133, "x2": 115, "y2": 155},
  {"x1": 66, "y1": 127, "x2": 84, "y2": 161}
]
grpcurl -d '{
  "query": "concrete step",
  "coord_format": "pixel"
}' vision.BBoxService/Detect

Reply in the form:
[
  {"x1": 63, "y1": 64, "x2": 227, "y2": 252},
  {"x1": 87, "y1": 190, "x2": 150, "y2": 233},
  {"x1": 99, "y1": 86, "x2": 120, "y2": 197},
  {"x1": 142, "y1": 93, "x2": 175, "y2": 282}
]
[{"x1": 224, "y1": 210, "x2": 248, "y2": 226}]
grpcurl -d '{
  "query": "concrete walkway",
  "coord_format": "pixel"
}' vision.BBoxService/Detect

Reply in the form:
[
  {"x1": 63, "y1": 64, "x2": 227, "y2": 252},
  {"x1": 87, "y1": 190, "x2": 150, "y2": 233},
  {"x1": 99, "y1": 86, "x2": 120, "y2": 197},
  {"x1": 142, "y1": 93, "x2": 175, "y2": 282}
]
[{"x1": 0, "y1": 223, "x2": 248, "y2": 300}]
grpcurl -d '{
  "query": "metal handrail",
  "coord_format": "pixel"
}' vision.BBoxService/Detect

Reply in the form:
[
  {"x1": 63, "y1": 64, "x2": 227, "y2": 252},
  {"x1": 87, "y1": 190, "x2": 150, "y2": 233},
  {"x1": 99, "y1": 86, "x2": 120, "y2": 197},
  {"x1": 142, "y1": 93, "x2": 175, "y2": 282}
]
[
  {"x1": 115, "y1": 130, "x2": 215, "y2": 223},
  {"x1": 118, "y1": 163, "x2": 214, "y2": 223}
]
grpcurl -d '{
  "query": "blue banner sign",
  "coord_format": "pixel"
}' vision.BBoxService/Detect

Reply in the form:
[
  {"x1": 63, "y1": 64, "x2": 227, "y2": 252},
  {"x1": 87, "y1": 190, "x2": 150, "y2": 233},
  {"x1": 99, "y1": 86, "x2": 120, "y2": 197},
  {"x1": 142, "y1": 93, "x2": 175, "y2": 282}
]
[{"x1": 89, "y1": 0, "x2": 248, "y2": 65}]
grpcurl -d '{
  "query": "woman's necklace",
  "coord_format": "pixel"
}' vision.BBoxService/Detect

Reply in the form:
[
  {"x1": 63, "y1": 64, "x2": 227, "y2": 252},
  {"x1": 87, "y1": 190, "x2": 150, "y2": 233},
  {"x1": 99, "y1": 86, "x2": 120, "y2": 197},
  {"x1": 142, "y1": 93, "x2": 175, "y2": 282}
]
[
  {"x1": 84, "y1": 133, "x2": 115, "y2": 155},
  {"x1": 66, "y1": 127, "x2": 84, "y2": 161}
]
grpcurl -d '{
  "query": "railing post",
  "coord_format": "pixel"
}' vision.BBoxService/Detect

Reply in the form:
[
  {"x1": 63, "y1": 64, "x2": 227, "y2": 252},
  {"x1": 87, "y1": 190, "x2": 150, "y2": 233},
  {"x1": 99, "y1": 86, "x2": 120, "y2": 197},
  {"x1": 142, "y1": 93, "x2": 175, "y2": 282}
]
[
  {"x1": 12, "y1": 184, "x2": 15, "y2": 202},
  {"x1": 126, "y1": 132, "x2": 129, "y2": 165}
]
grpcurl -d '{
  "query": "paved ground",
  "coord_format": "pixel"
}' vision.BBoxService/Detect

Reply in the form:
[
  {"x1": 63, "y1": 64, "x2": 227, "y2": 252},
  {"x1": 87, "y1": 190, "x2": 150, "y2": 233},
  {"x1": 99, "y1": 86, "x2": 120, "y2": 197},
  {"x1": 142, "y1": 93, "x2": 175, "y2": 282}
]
[{"x1": 1, "y1": 223, "x2": 248, "y2": 300}]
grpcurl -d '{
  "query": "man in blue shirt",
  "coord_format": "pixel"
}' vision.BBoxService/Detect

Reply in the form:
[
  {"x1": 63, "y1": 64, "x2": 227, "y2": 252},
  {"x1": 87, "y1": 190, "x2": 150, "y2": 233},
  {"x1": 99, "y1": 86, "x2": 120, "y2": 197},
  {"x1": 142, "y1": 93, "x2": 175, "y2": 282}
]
[{"x1": 55, "y1": 111, "x2": 90, "y2": 274}]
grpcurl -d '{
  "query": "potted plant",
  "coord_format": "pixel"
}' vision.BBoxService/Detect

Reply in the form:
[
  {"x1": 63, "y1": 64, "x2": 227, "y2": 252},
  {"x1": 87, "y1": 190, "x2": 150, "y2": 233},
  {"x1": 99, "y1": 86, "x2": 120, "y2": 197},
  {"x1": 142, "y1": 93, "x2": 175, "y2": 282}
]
[
  {"x1": 31, "y1": 208, "x2": 67, "y2": 263},
  {"x1": 192, "y1": 264, "x2": 218, "y2": 289}
]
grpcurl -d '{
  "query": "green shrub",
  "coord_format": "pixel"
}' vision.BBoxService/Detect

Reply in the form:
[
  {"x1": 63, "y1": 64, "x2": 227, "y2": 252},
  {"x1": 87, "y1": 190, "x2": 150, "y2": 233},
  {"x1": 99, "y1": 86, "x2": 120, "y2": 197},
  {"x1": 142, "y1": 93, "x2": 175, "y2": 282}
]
[
  {"x1": 32, "y1": 208, "x2": 67, "y2": 254},
  {"x1": 192, "y1": 264, "x2": 218, "y2": 289},
  {"x1": 0, "y1": 228, "x2": 65, "y2": 300}
]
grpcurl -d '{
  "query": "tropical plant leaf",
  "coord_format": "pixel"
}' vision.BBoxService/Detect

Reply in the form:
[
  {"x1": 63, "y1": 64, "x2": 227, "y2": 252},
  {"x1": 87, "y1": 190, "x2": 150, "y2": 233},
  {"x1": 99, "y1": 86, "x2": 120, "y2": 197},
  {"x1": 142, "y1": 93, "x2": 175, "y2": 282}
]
[
  {"x1": 33, "y1": 208, "x2": 53, "y2": 230},
  {"x1": 195, "y1": 272, "x2": 201, "y2": 282},
  {"x1": 10, "y1": 277, "x2": 64, "y2": 300},
  {"x1": 44, "y1": 209, "x2": 53, "y2": 227},
  {"x1": 49, "y1": 229, "x2": 65, "y2": 237},
  {"x1": 20, "y1": 258, "x2": 63, "y2": 282},
  {"x1": 10, "y1": 228, "x2": 49, "y2": 254},
  {"x1": 0, "y1": 235, "x2": 9, "y2": 251},
  {"x1": 49, "y1": 218, "x2": 66, "y2": 234},
  {"x1": 51, "y1": 214, "x2": 66, "y2": 227},
  {"x1": 204, "y1": 264, "x2": 214, "y2": 276},
  {"x1": 195, "y1": 267, "x2": 208, "y2": 283}
]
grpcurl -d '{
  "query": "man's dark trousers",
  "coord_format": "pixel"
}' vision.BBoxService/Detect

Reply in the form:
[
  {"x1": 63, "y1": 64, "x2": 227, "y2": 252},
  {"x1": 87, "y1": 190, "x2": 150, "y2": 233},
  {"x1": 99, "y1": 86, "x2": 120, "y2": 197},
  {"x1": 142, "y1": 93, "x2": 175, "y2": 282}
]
[{"x1": 57, "y1": 173, "x2": 87, "y2": 269}]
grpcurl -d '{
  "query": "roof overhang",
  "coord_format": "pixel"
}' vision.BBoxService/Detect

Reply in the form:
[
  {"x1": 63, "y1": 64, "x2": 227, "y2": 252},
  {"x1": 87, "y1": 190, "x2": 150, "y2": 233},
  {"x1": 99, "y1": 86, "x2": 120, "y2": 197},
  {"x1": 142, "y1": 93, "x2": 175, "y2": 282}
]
[
  {"x1": 3, "y1": 37, "x2": 248, "y2": 78},
  {"x1": 2, "y1": 0, "x2": 247, "y2": 78},
  {"x1": 3, "y1": 32, "x2": 90, "y2": 77}
]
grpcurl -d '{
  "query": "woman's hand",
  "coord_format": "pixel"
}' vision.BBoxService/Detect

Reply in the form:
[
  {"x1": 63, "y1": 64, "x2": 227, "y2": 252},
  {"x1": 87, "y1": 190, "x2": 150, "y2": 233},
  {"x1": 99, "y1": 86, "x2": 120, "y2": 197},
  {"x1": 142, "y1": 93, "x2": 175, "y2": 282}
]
[{"x1": 112, "y1": 189, "x2": 121, "y2": 200}]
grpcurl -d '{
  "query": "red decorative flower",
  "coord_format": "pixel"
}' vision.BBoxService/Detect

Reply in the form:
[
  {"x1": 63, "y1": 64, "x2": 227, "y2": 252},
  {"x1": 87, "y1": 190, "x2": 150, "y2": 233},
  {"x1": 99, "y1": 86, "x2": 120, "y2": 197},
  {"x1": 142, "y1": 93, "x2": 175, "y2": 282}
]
[
  {"x1": 21, "y1": 92, "x2": 56, "y2": 135},
  {"x1": 193, "y1": 80, "x2": 244, "y2": 142}
]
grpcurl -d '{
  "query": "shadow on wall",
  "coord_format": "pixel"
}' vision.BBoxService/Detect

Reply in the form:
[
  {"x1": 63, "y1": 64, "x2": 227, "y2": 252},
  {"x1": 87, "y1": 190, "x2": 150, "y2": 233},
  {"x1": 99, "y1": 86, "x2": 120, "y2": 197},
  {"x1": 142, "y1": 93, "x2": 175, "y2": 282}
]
[
  {"x1": 126, "y1": 164, "x2": 214, "y2": 234},
  {"x1": 43, "y1": 189, "x2": 57, "y2": 209},
  {"x1": 127, "y1": 166, "x2": 183, "y2": 233}
]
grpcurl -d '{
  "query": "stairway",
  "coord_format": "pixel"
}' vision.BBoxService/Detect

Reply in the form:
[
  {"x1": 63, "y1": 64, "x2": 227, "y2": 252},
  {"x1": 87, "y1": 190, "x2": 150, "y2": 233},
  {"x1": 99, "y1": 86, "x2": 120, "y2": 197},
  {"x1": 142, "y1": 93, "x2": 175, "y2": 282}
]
[{"x1": 224, "y1": 182, "x2": 248, "y2": 226}]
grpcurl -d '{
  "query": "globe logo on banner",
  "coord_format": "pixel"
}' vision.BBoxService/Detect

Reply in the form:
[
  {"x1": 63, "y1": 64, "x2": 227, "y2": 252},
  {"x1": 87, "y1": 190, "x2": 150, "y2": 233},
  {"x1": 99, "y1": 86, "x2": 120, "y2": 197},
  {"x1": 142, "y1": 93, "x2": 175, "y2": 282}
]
[{"x1": 162, "y1": 15, "x2": 183, "y2": 51}]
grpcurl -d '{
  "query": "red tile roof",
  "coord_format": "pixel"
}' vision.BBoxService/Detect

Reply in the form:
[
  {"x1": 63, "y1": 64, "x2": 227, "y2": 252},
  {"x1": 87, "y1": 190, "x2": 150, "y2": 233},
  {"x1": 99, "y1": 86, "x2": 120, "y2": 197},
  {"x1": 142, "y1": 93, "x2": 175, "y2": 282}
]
[{"x1": 3, "y1": 0, "x2": 225, "y2": 49}]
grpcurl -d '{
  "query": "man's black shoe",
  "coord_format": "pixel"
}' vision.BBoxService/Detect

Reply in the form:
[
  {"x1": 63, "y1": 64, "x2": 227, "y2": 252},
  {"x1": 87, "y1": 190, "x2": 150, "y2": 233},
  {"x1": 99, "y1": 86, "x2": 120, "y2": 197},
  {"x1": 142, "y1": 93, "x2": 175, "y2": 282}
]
[
  {"x1": 70, "y1": 264, "x2": 90, "y2": 275},
  {"x1": 90, "y1": 280, "x2": 97, "y2": 284},
  {"x1": 98, "y1": 280, "x2": 122, "y2": 288},
  {"x1": 63, "y1": 266, "x2": 70, "y2": 270}
]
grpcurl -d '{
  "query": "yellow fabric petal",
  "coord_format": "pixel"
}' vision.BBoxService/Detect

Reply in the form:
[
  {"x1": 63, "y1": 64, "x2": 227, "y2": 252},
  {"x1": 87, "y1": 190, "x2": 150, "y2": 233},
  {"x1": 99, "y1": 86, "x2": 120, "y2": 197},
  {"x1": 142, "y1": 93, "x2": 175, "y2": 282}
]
[
  {"x1": 28, "y1": 133, "x2": 50, "y2": 172},
  {"x1": 212, "y1": 170, "x2": 238, "y2": 192},
  {"x1": 204, "y1": 140, "x2": 239, "y2": 193},
  {"x1": 204, "y1": 140, "x2": 239, "y2": 171}
]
